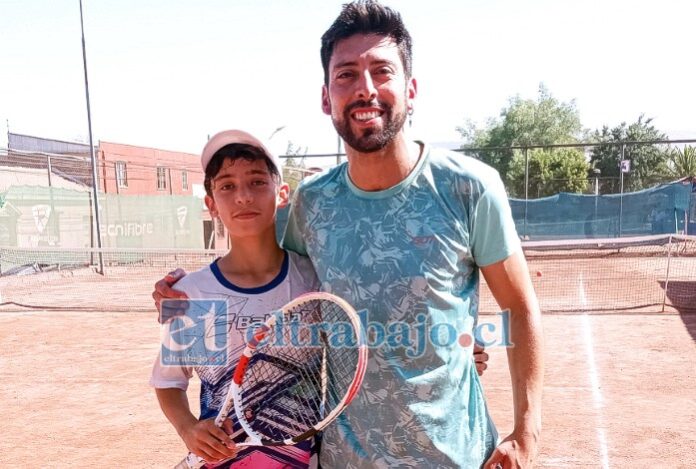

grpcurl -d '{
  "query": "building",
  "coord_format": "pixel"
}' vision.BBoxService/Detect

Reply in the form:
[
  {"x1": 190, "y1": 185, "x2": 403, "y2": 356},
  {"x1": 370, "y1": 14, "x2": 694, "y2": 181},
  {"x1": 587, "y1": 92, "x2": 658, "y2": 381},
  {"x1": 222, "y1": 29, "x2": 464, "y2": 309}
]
[
  {"x1": 95, "y1": 141, "x2": 226, "y2": 249},
  {"x1": 6, "y1": 133, "x2": 207, "y2": 196},
  {"x1": 97, "y1": 141, "x2": 204, "y2": 196},
  {"x1": 2, "y1": 134, "x2": 227, "y2": 249},
  {"x1": 5, "y1": 132, "x2": 93, "y2": 186}
]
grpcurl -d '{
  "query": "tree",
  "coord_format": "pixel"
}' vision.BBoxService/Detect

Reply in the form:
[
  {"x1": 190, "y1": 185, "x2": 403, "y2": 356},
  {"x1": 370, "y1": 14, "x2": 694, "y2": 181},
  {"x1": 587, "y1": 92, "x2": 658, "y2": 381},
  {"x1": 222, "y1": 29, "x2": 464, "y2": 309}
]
[
  {"x1": 457, "y1": 84, "x2": 586, "y2": 196},
  {"x1": 669, "y1": 145, "x2": 696, "y2": 178},
  {"x1": 589, "y1": 115, "x2": 671, "y2": 192},
  {"x1": 282, "y1": 142, "x2": 308, "y2": 192},
  {"x1": 507, "y1": 148, "x2": 589, "y2": 198}
]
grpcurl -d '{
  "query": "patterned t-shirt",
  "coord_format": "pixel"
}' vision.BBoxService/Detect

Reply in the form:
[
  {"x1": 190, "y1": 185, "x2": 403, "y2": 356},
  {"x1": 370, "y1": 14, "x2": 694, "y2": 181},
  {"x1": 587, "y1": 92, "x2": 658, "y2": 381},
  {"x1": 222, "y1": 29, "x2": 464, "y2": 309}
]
[
  {"x1": 282, "y1": 145, "x2": 521, "y2": 468},
  {"x1": 151, "y1": 250, "x2": 320, "y2": 469}
]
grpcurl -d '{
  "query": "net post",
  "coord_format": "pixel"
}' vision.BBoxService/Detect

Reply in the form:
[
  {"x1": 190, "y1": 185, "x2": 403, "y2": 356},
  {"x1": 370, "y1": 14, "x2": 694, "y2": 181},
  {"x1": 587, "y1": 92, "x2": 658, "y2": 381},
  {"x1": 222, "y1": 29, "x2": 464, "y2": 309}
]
[
  {"x1": 618, "y1": 144, "x2": 625, "y2": 238},
  {"x1": 685, "y1": 209, "x2": 689, "y2": 236},
  {"x1": 662, "y1": 234, "x2": 674, "y2": 313}
]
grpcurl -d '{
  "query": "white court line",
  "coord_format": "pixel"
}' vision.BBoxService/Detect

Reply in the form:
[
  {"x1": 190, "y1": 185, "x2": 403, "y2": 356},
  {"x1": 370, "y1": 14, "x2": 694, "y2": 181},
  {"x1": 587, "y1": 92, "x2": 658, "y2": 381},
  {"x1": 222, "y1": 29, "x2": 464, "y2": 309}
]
[{"x1": 579, "y1": 274, "x2": 610, "y2": 469}]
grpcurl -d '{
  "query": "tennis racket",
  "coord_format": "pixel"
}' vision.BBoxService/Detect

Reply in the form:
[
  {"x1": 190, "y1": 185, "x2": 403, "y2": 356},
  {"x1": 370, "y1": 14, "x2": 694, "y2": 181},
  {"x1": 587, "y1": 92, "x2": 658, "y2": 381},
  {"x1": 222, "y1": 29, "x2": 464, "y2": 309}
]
[{"x1": 174, "y1": 292, "x2": 368, "y2": 469}]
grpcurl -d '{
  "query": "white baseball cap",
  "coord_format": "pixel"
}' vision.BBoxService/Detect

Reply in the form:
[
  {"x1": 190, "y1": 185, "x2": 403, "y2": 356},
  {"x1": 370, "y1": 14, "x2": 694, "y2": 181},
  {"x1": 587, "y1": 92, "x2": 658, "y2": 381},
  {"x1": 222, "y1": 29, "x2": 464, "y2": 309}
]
[{"x1": 200, "y1": 129, "x2": 281, "y2": 179}]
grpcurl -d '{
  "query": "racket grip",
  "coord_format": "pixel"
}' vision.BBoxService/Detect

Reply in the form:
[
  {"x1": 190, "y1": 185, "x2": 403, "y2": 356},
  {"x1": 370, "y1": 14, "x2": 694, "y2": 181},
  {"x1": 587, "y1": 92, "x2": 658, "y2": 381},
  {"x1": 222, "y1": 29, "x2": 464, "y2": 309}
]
[{"x1": 173, "y1": 452, "x2": 206, "y2": 469}]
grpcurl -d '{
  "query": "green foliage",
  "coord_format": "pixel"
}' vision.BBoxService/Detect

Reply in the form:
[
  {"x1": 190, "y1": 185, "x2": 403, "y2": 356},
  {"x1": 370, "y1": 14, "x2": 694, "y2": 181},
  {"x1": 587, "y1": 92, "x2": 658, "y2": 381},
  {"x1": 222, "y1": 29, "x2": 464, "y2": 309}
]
[
  {"x1": 669, "y1": 145, "x2": 696, "y2": 178},
  {"x1": 506, "y1": 148, "x2": 589, "y2": 198},
  {"x1": 457, "y1": 85, "x2": 685, "y2": 197},
  {"x1": 457, "y1": 84, "x2": 585, "y2": 195},
  {"x1": 589, "y1": 115, "x2": 671, "y2": 191},
  {"x1": 282, "y1": 142, "x2": 308, "y2": 192}
]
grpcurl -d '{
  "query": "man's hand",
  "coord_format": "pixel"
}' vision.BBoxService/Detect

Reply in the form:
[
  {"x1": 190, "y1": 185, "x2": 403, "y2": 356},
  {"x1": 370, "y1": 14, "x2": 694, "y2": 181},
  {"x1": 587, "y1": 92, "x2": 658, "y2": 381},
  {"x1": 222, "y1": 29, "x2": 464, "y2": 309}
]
[
  {"x1": 483, "y1": 431, "x2": 538, "y2": 469},
  {"x1": 180, "y1": 418, "x2": 237, "y2": 463},
  {"x1": 153, "y1": 268, "x2": 188, "y2": 320},
  {"x1": 474, "y1": 342, "x2": 489, "y2": 376}
]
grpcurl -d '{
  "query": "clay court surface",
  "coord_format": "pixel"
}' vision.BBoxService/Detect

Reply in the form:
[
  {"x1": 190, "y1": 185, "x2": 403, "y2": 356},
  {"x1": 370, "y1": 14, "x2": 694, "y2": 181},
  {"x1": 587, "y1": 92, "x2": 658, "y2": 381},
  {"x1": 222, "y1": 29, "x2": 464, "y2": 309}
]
[{"x1": 1, "y1": 261, "x2": 695, "y2": 468}]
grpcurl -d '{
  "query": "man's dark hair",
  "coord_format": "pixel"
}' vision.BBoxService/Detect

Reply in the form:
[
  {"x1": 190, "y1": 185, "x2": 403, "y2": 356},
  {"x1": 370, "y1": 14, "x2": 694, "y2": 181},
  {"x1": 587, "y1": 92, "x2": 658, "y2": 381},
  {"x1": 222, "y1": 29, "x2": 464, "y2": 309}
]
[
  {"x1": 320, "y1": 0, "x2": 413, "y2": 85},
  {"x1": 204, "y1": 143, "x2": 280, "y2": 196}
]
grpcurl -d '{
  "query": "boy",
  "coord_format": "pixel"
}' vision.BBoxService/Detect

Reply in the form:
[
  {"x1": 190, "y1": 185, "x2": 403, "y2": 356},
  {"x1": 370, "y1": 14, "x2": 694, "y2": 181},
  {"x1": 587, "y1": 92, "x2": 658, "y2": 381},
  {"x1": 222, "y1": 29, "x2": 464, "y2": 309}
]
[{"x1": 150, "y1": 129, "x2": 320, "y2": 468}]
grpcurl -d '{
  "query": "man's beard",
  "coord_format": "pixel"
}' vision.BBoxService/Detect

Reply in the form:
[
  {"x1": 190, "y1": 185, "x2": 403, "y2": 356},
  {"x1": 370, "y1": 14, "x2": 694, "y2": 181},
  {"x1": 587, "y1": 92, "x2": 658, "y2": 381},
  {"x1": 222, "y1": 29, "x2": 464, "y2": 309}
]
[{"x1": 333, "y1": 99, "x2": 407, "y2": 153}]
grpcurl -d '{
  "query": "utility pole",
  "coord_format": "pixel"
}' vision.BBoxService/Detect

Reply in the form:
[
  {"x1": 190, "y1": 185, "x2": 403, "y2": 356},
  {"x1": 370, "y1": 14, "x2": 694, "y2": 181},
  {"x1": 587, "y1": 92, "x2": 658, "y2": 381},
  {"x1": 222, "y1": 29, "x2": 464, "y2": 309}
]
[{"x1": 79, "y1": 0, "x2": 104, "y2": 274}]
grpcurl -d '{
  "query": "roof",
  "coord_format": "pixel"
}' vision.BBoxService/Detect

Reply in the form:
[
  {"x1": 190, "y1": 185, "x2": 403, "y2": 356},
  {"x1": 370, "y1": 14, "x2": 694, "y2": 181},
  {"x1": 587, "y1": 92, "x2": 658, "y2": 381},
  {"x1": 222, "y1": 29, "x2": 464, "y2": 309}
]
[{"x1": 0, "y1": 165, "x2": 90, "y2": 192}]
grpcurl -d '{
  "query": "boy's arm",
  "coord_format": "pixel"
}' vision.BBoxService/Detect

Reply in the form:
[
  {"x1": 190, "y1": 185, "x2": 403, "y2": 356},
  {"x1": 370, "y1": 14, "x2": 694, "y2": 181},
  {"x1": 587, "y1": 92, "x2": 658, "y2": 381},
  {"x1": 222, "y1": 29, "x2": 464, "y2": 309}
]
[
  {"x1": 473, "y1": 343, "x2": 489, "y2": 376},
  {"x1": 156, "y1": 387, "x2": 238, "y2": 463}
]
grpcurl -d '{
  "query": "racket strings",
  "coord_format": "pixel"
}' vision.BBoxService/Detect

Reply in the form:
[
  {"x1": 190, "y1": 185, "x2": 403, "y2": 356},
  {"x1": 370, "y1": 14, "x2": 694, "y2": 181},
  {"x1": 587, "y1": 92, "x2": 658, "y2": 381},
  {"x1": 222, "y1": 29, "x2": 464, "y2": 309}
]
[{"x1": 237, "y1": 299, "x2": 361, "y2": 442}]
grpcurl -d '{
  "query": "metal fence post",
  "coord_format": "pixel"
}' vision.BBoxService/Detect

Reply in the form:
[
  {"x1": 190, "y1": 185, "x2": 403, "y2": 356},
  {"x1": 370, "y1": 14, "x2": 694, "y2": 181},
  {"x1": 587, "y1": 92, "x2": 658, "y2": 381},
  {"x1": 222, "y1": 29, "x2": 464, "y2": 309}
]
[
  {"x1": 46, "y1": 154, "x2": 52, "y2": 187},
  {"x1": 524, "y1": 147, "x2": 529, "y2": 239}
]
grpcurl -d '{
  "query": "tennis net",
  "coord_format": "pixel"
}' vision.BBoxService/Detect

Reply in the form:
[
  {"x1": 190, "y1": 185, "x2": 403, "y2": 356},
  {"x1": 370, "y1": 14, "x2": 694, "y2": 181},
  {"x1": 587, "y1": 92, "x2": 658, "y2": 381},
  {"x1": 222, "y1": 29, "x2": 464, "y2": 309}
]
[
  {"x1": 1, "y1": 234, "x2": 694, "y2": 313},
  {"x1": 0, "y1": 247, "x2": 226, "y2": 312},
  {"x1": 480, "y1": 234, "x2": 696, "y2": 313}
]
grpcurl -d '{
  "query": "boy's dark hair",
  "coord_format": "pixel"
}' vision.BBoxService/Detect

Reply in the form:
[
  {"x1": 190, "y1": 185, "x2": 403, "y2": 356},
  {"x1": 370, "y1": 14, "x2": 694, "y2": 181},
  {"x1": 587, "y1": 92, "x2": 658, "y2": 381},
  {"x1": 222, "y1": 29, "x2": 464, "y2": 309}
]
[
  {"x1": 320, "y1": 0, "x2": 413, "y2": 85},
  {"x1": 204, "y1": 143, "x2": 280, "y2": 196}
]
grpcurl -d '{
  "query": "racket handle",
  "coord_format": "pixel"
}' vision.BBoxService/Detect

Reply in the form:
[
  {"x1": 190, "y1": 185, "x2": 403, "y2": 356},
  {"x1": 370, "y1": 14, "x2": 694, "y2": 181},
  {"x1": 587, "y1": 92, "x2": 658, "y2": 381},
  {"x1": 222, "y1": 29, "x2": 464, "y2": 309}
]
[{"x1": 173, "y1": 452, "x2": 206, "y2": 469}]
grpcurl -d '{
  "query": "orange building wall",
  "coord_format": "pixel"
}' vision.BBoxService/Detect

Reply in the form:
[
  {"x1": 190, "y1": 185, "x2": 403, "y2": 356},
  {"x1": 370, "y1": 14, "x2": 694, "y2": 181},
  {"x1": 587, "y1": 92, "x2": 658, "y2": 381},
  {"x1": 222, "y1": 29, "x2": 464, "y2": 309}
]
[{"x1": 98, "y1": 141, "x2": 204, "y2": 196}]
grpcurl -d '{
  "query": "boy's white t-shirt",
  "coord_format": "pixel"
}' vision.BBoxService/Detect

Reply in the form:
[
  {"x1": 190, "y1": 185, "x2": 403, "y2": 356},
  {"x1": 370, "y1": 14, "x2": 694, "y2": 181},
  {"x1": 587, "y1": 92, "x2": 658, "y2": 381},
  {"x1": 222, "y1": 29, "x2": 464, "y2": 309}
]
[{"x1": 151, "y1": 250, "x2": 320, "y2": 468}]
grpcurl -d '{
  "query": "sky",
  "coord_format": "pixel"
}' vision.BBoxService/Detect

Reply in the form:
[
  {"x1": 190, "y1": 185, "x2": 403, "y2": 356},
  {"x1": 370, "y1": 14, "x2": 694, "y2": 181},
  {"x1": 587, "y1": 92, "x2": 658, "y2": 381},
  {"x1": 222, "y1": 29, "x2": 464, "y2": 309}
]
[{"x1": 1, "y1": 0, "x2": 695, "y2": 164}]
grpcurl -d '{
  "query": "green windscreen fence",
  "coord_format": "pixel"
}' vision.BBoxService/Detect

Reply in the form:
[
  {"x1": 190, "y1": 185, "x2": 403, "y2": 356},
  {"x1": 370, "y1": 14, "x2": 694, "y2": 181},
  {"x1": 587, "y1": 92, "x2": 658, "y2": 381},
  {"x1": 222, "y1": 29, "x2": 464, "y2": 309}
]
[
  {"x1": 510, "y1": 179, "x2": 695, "y2": 240},
  {"x1": 0, "y1": 186, "x2": 205, "y2": 249},
  {"x1": 275, "y1": 179, "x2": 694, "y2": 242},
  {"x1": 2, "y1": 180, "x2": 693, "y2": 249}
]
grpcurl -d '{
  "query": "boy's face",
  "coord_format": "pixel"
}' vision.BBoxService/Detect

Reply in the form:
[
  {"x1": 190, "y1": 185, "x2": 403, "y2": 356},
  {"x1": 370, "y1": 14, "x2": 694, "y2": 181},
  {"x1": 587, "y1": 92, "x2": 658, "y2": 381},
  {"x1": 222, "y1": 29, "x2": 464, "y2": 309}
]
[
  {"x1": 205, "y1": 158, "x2": 289, "y2": 240},
  {"x1": 321, "y1": 33, "x2": 416, "y2": 153}
]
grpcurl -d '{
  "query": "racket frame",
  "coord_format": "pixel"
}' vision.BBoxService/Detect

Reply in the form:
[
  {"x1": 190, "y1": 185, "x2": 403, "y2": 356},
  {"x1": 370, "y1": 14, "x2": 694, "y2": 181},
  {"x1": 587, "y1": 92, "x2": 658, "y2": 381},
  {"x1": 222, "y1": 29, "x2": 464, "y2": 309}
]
[
  {"x1": 173, "y1": 291, "x2": 367, "y2": 468},
  {"x1": 232, "y1": 291, "x2": 367, "y2": 446}
]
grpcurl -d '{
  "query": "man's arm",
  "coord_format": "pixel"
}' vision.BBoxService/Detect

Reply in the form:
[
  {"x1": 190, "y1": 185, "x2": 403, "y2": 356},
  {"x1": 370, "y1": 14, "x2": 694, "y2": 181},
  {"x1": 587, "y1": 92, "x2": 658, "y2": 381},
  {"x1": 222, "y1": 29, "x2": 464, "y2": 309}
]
[
  {"x1": 152, "y1": 268, "x2": 189, "y2": 317},
  {"x1": 480, "y1": 250, "x2": 544, "y2": 468},
  {"x1": 155, "y1": 387, "x2": 237, "y2": 462}
]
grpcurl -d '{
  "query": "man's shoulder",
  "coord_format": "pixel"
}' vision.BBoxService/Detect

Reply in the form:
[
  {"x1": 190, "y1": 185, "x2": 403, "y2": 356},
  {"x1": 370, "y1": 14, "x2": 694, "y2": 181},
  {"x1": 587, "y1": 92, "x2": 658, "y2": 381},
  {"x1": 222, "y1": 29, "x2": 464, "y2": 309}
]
[
  {"x1": 426, "y1": 146, "x2": 501, "y2": 186},
  {"x1": 293, "y1": 163, "x2": 346, "y2": 196}
]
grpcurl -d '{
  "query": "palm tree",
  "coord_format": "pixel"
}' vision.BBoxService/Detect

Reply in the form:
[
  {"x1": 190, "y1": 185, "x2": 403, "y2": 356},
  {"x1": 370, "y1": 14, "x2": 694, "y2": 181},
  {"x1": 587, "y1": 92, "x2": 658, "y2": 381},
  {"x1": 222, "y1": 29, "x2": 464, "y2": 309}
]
[{"x1": 670, "y1": 145, "x2": 696, "y2": 178}]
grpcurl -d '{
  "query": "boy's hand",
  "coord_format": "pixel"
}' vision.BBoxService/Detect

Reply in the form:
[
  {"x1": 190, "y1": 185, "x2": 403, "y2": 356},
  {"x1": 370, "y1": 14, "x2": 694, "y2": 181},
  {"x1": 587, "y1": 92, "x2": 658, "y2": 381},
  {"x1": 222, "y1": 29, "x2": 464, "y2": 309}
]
[
  {"x1": 474, "y1": 343, "x2": 489, "y2": 376},
  {"x1": 153, "y1": 268, "x2": 189, "y2": 320},
  {"x1": 180, "y1": 418, "x2": 237, "y2": 463}
]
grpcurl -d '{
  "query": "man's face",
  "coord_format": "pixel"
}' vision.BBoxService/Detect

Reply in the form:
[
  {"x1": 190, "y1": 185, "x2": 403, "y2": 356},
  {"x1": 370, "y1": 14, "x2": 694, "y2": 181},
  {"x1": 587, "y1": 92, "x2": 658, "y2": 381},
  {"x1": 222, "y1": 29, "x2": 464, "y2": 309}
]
[{"x1": 322, "y1": 34, "x2": 416, "y2": 153}]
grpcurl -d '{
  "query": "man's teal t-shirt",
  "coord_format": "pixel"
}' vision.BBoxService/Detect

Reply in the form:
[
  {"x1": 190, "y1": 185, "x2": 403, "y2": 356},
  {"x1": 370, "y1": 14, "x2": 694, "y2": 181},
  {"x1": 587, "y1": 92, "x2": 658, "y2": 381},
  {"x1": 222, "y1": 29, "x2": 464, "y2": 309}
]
[{"x1": 282, "y1": 145, "x2": 521, "y2": 468}]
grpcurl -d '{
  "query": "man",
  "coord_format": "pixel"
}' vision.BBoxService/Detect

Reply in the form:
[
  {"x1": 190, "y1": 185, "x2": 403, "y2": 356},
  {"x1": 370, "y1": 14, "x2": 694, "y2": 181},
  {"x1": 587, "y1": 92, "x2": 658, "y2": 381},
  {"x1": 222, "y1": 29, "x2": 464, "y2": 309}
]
[{"x1": 156, "y1": 1, "x2": 543, "y2": 467}]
